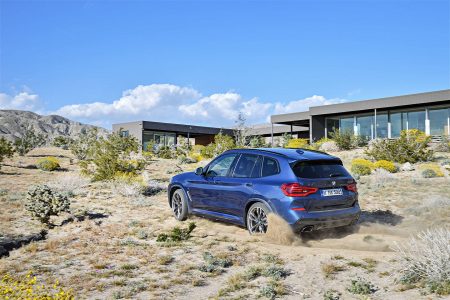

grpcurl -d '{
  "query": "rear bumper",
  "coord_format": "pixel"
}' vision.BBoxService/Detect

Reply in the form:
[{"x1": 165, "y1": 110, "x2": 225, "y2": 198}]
[{"x1": 291, "y1": 204, "x2": 361, "y2": 233}]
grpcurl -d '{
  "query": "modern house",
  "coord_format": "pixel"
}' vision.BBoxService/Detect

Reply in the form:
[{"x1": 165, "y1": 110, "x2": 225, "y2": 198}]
[
  {"x1": 112, "y1": 121, "x2": 234, "y2": 150},
  {"x1": 270, "y1": 89, "x2": 450, "y2": 143},
  {"x1": 113, "y1": 89, "x2": 450, "y2": 149}
]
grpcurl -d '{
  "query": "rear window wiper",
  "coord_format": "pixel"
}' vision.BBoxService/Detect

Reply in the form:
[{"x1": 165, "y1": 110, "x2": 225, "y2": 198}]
[{"x1": 329, "y1": 173, "x2": 343, "y2": 177}]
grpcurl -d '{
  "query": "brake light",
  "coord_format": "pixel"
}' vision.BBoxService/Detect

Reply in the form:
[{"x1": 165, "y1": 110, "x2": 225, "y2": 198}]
[
  {"x1": 345, "y1": 183, "x2": 358, "y2": 193},
  {"x1": 281, "y1": 183, "x2": 318, "y2": 197}
]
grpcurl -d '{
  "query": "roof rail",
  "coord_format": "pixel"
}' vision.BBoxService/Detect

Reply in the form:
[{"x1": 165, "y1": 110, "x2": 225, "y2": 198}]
[{"x1": 224, "y1": 148, "x2": 290, "y2": 158}]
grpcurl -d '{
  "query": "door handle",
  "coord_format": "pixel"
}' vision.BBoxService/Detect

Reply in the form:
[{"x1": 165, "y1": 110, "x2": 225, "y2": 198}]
[{"x1": 245, "y1": 183, "x2": 253, "y2": 187}]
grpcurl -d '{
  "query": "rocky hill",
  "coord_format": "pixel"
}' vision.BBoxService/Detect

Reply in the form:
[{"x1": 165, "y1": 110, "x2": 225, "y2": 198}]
[{"x1": 0, "y1": 110, "x2": 108, "y2": 142}]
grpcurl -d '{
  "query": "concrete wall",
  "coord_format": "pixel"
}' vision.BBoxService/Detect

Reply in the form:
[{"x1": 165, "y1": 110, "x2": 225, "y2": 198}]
[{"x1": 112, "y1": 122, "x2": 143, "y2": 145}]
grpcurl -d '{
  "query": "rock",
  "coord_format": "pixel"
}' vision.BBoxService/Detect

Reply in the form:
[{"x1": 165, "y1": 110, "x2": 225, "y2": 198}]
[{"x1": 400, "y1": 162, "x2": 414, "y2": 171}]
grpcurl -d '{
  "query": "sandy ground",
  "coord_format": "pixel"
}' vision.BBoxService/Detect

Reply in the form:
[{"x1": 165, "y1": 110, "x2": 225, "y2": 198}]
[{"x1": 0, "y1": 147, "x2": 449, "y2": 299}]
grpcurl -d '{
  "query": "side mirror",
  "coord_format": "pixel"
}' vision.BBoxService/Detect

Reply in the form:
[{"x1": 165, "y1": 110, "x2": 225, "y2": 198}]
[{"x1": 195, "y1": 167, "x2": 204, "y2": 176}]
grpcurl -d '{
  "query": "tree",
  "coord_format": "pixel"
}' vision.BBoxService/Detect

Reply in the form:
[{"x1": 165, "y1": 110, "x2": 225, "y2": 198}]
[
  {"x1": 280, "y1": 133, "x2": 292, "y2": 148},
  {"x1": 234, "y1": 112, "x2": 250, "y2": 148},
  {"x1": 0, "y1": 137, "x2": 15, "y2": 169},
  {"x1": 14, "y1": 124, "x2": 46, "y2": 156},
  {"x1": 69, "y1": 128, "x2": 99, "y2": 160},
  {"x1": 52, "y1": 136, "x2": 73, "y2": 150}
]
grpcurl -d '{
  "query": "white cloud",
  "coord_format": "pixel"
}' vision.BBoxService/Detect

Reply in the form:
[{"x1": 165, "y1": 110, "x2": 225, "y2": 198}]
[
  {"x1": 1, "y1": 84, "x2": 347, "y2": 129},
  {"x1": 0, "y1": 91, "x2": 40, "y2": 111}
]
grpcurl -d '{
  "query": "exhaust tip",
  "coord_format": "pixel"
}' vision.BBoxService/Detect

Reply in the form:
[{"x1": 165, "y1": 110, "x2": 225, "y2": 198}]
[{"x1": 301, "y1": 225, "x2": 314, "y2": 233}]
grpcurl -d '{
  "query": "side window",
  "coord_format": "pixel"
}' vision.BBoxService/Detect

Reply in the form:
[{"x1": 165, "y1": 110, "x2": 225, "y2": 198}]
[
  {"x1": 262, "y1": 157, "x2": 280, "y2": 177},
  {"x1": 251, "y1": 156, "x2": 263, "y2": 178},
  {"x1": 207, "y1": 153, "x2": 238, "y2": 177},
  {"x1": 232, "y1": 154, "x2": 260, "y2": 178}
]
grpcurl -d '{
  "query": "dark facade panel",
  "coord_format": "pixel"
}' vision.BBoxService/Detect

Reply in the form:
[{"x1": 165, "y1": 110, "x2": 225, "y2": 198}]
[{"x1": 142, "y1": 121, "x2": 233, "y2": 136}]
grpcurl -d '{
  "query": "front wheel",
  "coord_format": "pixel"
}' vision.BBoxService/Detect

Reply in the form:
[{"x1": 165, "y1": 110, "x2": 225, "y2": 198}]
[
  {"x1": 246, "y1": 202, "x2": 270, "y2": 234},
  {"x1": 171, "y1": 189, "x2": 188, "y2": 221}
]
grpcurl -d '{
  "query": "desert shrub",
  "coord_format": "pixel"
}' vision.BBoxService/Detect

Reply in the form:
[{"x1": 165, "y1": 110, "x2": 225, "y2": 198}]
[
  {"x1": 347, "y1": 277, "x2": 377, "y2": 295},
  {"x1": 156, "y1": 222, "x2": 196, "y2": 243},
  {"x1": 259, "y1": 280, "x2": 287, "y2": 299},
  {"x1": 365, "y1": 129, "x2": 433, "y2": 164},
  {"x1": 393, "y1": 228, "x2": 450, "y2": 295},
  {"x1": 25, "y1": 185, "x2": 70, "y2": 225},
  {"x1": 432, "y1": 135, "x2": 450, "y2": 152},
  {"x1": 52, "y1": 136, "x2": 73, "y2": 150},
  {"x1": 249, "y1": 136, "x2": 266, "y2": 148},
  {"x1": 0, "y1": 137, "x2": 15, "y2": 169},
  {"x1": 14, "y1": 124, "x2": 46, "y2": 156},
  {"x1": 47, "y1": 173, "x2": 89, "y2": 197},
  {"x1": 141, "y1": 171, "x2": 166, "y2": 195},
  {"x1": 319, "y1": 141, "x2": 339, "y2": 152},
  {"x1": 155, "y1": 146, "x2": 174, "y2": 159},
  {"x1": 201, "y1": 132, "x2": 235, "y2": 158},
  {"x1": 69, "y1": 128, "x2": 99, "y2": 160},
  {"x1": 262, "y1": 265, "x2": 290, "y2": 280},
  {"x1": 280, "y1": 133, "x2": 292, "y2": 148},
  {"x1": 420, "y1": 163, "x2": 444, "y2": 178},
  {"x1": 373, "y1": 160, "x2": 397, "y2": 173},
  {"x1": 199, "y1": 252, "x2": 233, "y2": 273},
  {"x1": 351, "y1": 158, "x2": 374, "y2": 176},
  {"x1": 111, "y1": 178, "x2": 143, "y2": 198},
  {"x1": 0, "y1": 271, "x2": 74, "y2": 299},
  {"x1": 177, "y1": 155, "x2": 196, "y2": 164},
  {"x1": 36, "y1": 157, "x2": 60, "y2": 171},
  {"x1": 370, "y1": 168, "x2": 396, "y2": 188},
  {"x1": 80, "y1": 132, "x2": 145, "y2": 181},
  {"x1": 329, "y1": 129, "x2": 355, "y2": 150},
  {"x1": 323, "y1": 289, "x2": 341, "y2": 300},
  {"x1": 286, "y1": 138, "x2": 308, "y2": 148}
]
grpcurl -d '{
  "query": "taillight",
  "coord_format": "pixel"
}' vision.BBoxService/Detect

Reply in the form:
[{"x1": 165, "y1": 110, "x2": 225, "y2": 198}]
[
  {"x1": 281, "y1": 183, "x2": 318, "y2": 197},
  {"x1": 345, "y1": 183, "x2": 358, "y2": 193}
]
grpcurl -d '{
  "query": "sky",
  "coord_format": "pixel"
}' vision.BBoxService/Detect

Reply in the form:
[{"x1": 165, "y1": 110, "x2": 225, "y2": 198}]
[{"x1": 0, "y1": 0, "x2": 449, "y2": 129}]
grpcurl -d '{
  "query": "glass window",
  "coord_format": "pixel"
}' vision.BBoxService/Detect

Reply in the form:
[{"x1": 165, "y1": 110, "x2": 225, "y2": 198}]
[
  {"x1": 356, "y1": 115, "x2": 373, "y2": 140},
  {"x1": 143, "y1": 131, "x2": 154, "y2": 151},
  {"x1": 120, "y1": 130, "x2": 129, "y2": 137},
  {"x1": 407, "y1": 110, "x2": 426, "y2": 132},
  {"x1": 292, "y1": 160, "x2": 350, "y2": 179},
  {"x1": 429, "y1": 108, "x2": 449, "y2": 135},
  {"x1": 376, "y1": 113, "x2": 388, "y2": 138},
  {"x1": 233, "y1": 154, "x2": 259, "y2": 178},
  {"x1": 340, "y1": 117, "x2": 354, "y2": 135},
  {"x1": 166, "y1": 134, "x2": 176, "y2": 146},
  {"x1": 207, "y1": 153, "x2": 238, "y2": 177},
  {"x1": 326, "y1": 117, "x2": 339, "y2": 137},
  {"x1": 390, "y1": 113, "x2": 402, "y2": 138},
  {"x1": 262, "y1": 157, "x2": 279, "y2": 177},
  {"x1": 251, "y1": 156, "x2": 263, "y2": 178}
]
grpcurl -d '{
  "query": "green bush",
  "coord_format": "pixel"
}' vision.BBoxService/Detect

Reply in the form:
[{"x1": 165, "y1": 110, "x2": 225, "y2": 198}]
[
  {"x1": 347, "y1": 277, "x2": 377, "y2": 295},
  {"x1": 329, "y1": 129, "x2": 355, "y2": 150},
  {"x1": 201, "y1": 132, "x2": 235, "y2": 158},
  {"x1": 52, "y1": 136, "x2": 73, "y2": 150},
  {"x1": 25, "y1": 185, "x2": 70, "y2": 225},
  {"x1": 373, "y1": 160, "x2": 397, "y2": 173},
  {"x1": 156, "y1": 146, "x2": 174, "y2": 159},
  {"x1": 249, "y1": 136, "x2": 266, "y2": 148},
  {"x1": 36, "y1": 157, "x2": 60, "y2": 171},
  {"x1": 156, "y1": 222, "x2": 196, "y2": 243},
  {"x1": 14, "y1": 124, "x2": 46, "y2": 156},
  {"x1": 365, "y1": 129, "x2": 433, "y2": 164},
  {"x1": 79, "y1": 132, "x2": 145, "y2": 181},
  {"x1": 351, "y1": 158, "x2": 374, "y2": 176},
  {"x1": 0, "y1": 137, "x2": 15, "y2": 170}
]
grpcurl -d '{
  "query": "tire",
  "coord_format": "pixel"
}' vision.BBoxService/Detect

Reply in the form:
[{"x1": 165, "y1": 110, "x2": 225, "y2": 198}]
[
  {"x1": 246, "y1": 202, "x2": 270, "y2": 234},
  {"x1": 171, "y1": 189, "x2": 188, "y2": 221}
]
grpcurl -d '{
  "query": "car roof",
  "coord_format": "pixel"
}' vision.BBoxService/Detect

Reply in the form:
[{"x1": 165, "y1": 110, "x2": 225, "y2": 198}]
[{"x1": 225, "y1": 148, "x2": 339, "y2": 161}]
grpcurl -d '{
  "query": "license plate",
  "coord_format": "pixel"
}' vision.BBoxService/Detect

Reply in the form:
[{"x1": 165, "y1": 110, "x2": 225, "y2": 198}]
[{"x1": 322, "y1": 188, "x2": 343, "y2": 196}]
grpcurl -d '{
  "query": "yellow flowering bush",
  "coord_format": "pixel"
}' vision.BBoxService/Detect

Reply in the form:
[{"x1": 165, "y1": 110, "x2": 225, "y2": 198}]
[
  {"x1": 36, "y1": 157, "x2": 60, "y2": 171},
  {"x1": 373, "y1": 160, "x2": 397, "y2": 173},
  {"x1": 419, "y1": 163, "x2": 444, "y2": 178},
  {"x1": 0, "y1": 271, "x2": 74, "y2": 299},
  {"x1": 351, "y1": 158, "x2": 374, "y2": 176},
  {"x1": 286, "y1": 138, "x2": 309, "y2": 148}
]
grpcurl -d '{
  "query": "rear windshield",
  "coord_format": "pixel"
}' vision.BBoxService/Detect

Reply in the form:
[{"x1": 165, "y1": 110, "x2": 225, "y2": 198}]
[{"x1": 292, "y1": 160, "x2": 350, "y2": 179}]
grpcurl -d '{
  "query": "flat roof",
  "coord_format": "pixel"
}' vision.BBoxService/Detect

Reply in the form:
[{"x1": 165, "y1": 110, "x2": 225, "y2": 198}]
[
  {"x1": 247, "y1": 124, "x2": 308, "y2": 136},
  {"x1": 271, "y1": 89, "x2": 450, "y2": 124},
  {"x1": 114, "y1": 120, "x2": 234, "y2": 136}
]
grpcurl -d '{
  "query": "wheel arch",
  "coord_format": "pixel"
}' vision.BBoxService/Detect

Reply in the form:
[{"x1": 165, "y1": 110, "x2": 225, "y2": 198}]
[{"x1": 244, "y1": 198, "x2": 275, "y2": 228}]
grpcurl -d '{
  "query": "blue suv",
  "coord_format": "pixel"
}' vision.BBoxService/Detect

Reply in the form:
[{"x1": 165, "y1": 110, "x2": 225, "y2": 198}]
[{"x1": 168, "y1": 148, "x2": 360, "y2": 234}]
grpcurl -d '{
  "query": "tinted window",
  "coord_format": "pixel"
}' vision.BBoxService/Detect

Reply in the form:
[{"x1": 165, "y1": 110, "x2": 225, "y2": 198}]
[
  {"x1": 251, "y1": 156, "x2": 263, "y2": 178},
  {"x1": 292, "y1": 160, "x2": 350, "y2": 179},
  {"x1": 262, "y1": 157, "x2": 279, "y2": 177},
  {"x1": 233, "y1": 154, "x2": 260, "y2": 178},
  {"x1": 207, "y1": 153, "x2": 238, "y2": 177}
]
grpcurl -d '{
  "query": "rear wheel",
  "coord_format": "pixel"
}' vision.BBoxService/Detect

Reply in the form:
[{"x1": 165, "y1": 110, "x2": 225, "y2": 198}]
[
  {"x1": 171, "y1": 189, "x2": 188, "y2": 221},
  {"x1": 246, "y1": 202, "x2": 270, "y2": 234}
]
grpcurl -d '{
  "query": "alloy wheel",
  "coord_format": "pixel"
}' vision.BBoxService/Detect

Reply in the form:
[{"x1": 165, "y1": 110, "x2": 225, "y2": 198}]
[
  {"x1": 172, "y1": 193, "x2": 183, "y2": 218},
  {"x1": 248, "y1": 206, "x2": 268, "y2": 233}
]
